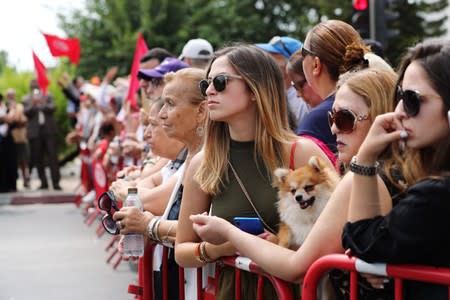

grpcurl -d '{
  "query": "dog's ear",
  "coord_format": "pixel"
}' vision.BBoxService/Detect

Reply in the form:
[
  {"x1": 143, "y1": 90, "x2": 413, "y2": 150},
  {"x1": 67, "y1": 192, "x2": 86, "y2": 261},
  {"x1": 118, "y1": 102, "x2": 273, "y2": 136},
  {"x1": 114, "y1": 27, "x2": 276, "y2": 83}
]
[
  {"x1": 274, "y1": 168, "x2": 289, "y2": 184},
  {"x1": 308, "y1": 156, "x2": 324, "y2": 173}
]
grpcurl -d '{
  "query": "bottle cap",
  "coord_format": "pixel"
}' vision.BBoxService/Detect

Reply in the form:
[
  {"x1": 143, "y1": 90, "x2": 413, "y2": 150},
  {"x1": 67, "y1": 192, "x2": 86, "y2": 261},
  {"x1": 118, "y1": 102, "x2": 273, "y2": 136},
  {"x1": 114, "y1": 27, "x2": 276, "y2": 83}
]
[{"x1": 128, "y1": 187, "x2": 138, "y2": 194}]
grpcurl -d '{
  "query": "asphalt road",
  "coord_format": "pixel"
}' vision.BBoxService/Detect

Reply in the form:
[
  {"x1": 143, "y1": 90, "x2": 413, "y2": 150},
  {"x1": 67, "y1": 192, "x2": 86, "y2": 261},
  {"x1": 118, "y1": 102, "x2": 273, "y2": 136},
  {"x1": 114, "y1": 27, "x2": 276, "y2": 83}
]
[{"x1": 0, "y1": 203, "x2": 136, "y2": 300}]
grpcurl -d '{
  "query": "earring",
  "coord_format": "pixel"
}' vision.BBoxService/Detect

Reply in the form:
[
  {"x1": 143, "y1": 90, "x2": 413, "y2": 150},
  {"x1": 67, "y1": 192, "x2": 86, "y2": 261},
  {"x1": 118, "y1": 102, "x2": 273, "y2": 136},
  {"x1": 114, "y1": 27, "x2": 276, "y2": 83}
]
[{"x1": 196, "y1": 126, "x2": 204, "y2": 137}]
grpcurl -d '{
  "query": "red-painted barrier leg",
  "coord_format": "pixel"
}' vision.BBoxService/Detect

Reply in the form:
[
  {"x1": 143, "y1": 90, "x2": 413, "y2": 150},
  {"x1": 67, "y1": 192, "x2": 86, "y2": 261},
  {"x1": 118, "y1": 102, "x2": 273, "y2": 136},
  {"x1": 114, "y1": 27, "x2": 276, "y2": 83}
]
[
  {"x1": 85, "y1": 209, "x2": 100, "y2": 226},
  {"x1": 105, "y1": 236, "x2": 118, "y2": 251},
  {"x1": 106, "y1": 248, "x2": 118, "y2": 264},
  {"x1": 112, "y1": 255, "x2": 122, "y2": 269}
]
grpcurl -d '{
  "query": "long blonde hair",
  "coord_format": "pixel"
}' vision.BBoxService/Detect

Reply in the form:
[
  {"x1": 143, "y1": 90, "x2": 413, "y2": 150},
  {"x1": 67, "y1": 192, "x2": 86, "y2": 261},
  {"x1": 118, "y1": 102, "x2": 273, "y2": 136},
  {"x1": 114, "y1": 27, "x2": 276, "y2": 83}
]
[{"x1": 195, "y1": 44, "x2": 297, "y2": 195}]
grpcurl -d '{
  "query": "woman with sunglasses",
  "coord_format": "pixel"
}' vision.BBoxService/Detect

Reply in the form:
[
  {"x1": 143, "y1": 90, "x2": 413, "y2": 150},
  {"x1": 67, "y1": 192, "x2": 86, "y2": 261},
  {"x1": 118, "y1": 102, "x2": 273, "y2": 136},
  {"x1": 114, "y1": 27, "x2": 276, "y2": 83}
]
[
  {"x1": 326, "y1": 67, "x2": 400, "y2": 298},
  {"x1": 297, "y1": 20, "x2": 370, "y2": 157},
  {"x1": 287, "y1": 49, "x2": 338, "y2": 166},
  {"x1": 343, "y1": 41, "x2": 450, "y2": 299},
  {"x1": 175, "y1": 44, "x2": 333, "y2": 299},
  {"x1": 286, "y1": 49, "x2": 322, "y2": 109}
]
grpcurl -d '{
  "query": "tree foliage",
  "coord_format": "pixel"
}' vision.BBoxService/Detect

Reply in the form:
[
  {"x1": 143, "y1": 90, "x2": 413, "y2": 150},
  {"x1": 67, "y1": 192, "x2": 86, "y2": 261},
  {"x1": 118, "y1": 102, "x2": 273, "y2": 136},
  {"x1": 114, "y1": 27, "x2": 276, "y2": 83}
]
[
  {"x1": 0, "y1": 0, "x2": 446, "y2": 157},
  {"x1": 57, "y1": 0, "x2": 447, "y2": 79},
  {"x1": 385, "y1": 0, "x2": 448, "y2": 66}
]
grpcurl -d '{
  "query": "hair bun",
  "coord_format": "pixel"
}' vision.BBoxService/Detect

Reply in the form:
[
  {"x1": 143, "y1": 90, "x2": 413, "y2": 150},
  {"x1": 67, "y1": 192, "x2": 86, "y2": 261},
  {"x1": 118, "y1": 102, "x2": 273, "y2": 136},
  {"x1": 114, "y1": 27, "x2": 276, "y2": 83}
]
[{"x1": 340, "y1": 42, "x2": 370, "y2": 73}]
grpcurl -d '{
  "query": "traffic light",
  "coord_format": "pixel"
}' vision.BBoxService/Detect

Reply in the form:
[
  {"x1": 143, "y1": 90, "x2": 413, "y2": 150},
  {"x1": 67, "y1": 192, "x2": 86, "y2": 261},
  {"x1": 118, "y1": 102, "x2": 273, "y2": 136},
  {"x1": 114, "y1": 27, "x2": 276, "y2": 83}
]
[
  {"x1": 374, "y1": 0, "x2": 400, "y2": 46},
  {"x1": 352, "y1": 0, "x2": 370, "y2": 39}
]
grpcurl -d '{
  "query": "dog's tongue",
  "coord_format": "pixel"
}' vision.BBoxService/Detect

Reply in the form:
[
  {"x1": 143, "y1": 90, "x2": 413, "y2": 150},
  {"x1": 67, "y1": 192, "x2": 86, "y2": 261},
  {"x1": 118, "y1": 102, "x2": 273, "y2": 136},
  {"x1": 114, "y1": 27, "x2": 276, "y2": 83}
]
[
  {"x1": 299, "y1": 202, "x2": 309, "y2": 209},
  {"x1": 299, "y1": 197, "x2": 315, "y2": 209}
]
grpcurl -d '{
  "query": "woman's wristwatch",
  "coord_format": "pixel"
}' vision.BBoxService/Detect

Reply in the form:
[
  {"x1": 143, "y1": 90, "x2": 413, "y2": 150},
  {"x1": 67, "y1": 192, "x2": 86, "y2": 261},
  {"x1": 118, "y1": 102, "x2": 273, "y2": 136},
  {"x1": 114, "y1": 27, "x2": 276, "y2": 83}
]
[{"x1": 349, "y1": 156, "x2": 379, "y2": 176}]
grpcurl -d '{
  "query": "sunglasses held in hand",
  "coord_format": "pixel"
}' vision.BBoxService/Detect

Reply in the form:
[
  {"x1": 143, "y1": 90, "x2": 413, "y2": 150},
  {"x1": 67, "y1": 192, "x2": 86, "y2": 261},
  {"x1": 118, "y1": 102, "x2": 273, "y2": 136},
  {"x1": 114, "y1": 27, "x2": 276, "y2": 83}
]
[
  {"x1": 328, "y1": 109, "x2": 369, "y2": 133},
  {"x1": 199, "y1": 73, "x2": 243, "y2": 97},
  {"x1": 98, "y1": 191, "x2": 121, "y2": 235}
]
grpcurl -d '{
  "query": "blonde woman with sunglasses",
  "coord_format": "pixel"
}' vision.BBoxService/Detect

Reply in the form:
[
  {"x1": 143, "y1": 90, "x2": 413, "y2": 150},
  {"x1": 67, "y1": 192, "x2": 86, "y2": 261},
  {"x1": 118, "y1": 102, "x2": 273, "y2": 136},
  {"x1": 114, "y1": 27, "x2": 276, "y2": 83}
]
[{"x1": 175, "y1": 44, "x2": 333, "y2": 299}]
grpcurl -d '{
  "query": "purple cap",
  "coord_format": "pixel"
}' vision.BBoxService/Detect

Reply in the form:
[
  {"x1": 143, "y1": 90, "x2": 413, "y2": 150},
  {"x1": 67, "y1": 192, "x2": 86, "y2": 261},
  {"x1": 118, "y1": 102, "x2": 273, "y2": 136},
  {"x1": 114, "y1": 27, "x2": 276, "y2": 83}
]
[{"x1": 138, "y1": 57, "x2": 189, "y2": 80}]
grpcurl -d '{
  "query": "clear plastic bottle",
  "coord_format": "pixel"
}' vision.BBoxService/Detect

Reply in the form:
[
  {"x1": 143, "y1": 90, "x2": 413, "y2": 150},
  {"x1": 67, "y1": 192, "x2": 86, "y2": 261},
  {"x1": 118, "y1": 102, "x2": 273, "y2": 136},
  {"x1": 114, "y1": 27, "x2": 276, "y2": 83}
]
[{"x1": 123, "y1": 187, "x2": 144, "y2": 257}]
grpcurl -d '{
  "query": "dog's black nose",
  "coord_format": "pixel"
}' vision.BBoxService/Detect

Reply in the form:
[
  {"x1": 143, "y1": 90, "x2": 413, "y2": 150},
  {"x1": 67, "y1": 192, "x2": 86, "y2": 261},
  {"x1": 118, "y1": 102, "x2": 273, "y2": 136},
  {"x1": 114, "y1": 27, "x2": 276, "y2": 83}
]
[{"x1": 295, "y1": 195, "x2": 303, "y2": 202}]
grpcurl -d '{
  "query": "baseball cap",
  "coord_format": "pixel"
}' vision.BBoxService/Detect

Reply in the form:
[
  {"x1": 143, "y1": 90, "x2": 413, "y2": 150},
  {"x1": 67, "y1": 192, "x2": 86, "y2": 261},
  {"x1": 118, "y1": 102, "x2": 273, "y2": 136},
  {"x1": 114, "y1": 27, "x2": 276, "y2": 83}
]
[
  {"x1": 179, "y1": 38, "x2": 214, "y2": 60},
  {"x1": 138, "y1": 57, "x2": 189, "y2": 80},
  {"x1": 255, "y1": 36, "x2": 303, "y2": 59}
]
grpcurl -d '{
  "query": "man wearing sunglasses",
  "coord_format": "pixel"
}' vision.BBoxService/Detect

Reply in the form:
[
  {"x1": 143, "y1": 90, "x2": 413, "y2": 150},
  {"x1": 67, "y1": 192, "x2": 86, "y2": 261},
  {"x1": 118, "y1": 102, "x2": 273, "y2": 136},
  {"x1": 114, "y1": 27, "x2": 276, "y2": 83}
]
[{"x1": 256, "y1": 36, "x2": 310, "y2": 132}]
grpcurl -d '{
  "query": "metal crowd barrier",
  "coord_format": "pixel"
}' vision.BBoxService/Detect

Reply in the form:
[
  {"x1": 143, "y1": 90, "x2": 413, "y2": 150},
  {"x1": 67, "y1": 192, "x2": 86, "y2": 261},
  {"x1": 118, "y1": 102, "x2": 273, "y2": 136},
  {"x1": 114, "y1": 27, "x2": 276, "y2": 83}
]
[
  {"x1": 128, "y1": 242, "x2": 295, "y2": 300},
  {"x1": 302, "y1": 254, "x2": 450, "y2": 300}
]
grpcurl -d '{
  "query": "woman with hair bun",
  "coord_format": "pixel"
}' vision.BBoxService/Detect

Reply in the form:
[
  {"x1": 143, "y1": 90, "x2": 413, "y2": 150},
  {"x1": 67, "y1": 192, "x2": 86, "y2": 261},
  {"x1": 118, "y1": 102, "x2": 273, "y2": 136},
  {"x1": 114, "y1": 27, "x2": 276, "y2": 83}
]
[{"x1": 297, "y1": 20, "x2": 370, "y2": 157}]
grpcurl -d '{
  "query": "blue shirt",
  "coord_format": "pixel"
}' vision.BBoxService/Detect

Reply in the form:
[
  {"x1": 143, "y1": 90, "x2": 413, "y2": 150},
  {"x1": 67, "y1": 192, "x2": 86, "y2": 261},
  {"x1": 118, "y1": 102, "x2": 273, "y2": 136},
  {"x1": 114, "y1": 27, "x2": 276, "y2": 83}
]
[{"x1": 296, "y1": 94, "x2": 336, "y2": 153}]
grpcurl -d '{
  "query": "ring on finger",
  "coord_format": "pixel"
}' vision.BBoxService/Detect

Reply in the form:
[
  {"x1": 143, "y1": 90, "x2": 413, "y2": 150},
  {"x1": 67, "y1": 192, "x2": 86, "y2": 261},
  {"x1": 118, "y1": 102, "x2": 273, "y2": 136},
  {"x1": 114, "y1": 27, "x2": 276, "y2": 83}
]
[{"x1": 116, "y1": 220, "x2": 124, "y2": 230}]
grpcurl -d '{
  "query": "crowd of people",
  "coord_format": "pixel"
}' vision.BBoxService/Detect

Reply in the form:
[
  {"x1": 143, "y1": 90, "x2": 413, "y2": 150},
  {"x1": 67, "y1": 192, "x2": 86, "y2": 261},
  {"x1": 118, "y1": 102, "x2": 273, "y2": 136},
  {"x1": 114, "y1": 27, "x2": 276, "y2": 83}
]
[
  {"x1": 0, "y1": 82, "x2": 61, "y2": 192},
  {"x1": 2, "y1": 19, "x2": 449, "y2": 299}
]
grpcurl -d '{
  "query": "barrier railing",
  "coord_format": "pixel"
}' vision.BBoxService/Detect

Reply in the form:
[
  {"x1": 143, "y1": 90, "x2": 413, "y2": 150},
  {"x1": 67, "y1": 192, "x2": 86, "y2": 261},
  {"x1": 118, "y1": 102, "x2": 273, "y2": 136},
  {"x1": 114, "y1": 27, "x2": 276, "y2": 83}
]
[
  {"x1": 221, "y1": 256, "x2": 294, "y2": 300},
  {"x1": 127, "y1": 243, "x2": 295, "y2": 300},
  {"x1": 302, "y1": 254, "x2": 450, "y2": 300}
]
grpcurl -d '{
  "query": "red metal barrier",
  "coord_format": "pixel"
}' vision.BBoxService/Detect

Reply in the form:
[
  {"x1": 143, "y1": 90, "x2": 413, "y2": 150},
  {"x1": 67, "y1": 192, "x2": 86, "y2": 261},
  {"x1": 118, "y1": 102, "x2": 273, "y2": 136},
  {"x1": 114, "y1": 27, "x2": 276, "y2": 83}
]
[
  {"x1": 221, "y1": 256, "x2": 294, "y2": 300},
  {"x1": 128, "y1": 242, "x2": 295, "y2": 300},
  {"x1": 302, "y1": 254, "x2": 450, "y2": 300}
]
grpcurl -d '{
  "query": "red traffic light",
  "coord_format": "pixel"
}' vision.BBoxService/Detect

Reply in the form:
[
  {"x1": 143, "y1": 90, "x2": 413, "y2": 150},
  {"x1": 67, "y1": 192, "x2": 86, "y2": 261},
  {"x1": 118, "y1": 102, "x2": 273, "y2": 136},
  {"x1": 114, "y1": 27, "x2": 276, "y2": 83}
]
[{"x1": 353, "y1": 0, "x2": 368, "y2": 11}]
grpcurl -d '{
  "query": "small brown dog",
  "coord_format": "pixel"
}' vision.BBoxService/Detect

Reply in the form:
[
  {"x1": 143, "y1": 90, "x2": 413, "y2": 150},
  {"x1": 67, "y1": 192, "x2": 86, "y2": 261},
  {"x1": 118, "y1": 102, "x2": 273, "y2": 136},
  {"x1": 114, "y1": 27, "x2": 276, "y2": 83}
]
[{"x1": 273, "y1": 156, "x2": 339, "y2": 249}]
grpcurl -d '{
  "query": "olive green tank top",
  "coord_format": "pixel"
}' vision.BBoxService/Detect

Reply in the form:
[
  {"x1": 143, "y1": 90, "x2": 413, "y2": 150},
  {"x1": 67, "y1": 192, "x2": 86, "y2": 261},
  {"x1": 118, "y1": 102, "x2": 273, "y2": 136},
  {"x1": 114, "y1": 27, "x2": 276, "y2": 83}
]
[{"x1": 211, "y1": 139, "x2": 280, "y2": 232}]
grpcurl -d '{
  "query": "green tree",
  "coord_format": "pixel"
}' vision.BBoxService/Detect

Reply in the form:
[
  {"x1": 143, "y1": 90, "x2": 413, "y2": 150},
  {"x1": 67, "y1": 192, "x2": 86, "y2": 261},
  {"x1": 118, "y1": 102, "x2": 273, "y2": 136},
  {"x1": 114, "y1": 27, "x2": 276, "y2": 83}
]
[
  {"x1": 385, "y1": 0, "x2": 448, "y2": 66},
  {"x1": 0, "y1": 50, "x2": 9, "y2": 74},
  {"x1": 58, "y1": 0, "x2": 447, "y2": 76}
]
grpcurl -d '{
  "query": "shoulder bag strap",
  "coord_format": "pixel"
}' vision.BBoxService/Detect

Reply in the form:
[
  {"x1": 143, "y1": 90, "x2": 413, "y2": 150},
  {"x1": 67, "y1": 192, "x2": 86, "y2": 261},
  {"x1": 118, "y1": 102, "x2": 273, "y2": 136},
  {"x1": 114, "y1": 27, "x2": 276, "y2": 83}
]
[
  {"x1": 228, "y1": 160, "x2": 277, "y2": 234},
  {"x1": 290, "y1": 141, "x2": 297, "y2": 170}
]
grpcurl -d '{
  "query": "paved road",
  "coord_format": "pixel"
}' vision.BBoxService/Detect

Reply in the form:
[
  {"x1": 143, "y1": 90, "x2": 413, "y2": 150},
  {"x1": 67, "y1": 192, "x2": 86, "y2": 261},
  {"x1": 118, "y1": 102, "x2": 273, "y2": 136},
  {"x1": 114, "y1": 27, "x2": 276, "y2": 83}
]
[{"x1": 0, "y1": 203, "x2": 136, "y2": 300}]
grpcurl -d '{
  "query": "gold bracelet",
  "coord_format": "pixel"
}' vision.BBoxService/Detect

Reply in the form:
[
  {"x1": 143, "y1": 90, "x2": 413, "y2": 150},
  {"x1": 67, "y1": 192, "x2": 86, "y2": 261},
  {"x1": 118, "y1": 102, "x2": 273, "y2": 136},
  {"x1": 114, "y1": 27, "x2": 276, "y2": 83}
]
[
  {"x1": 162, "y1": 222, "x2": 175, "y2": 243},
  {"x1": 199, "y1": 241, "x2": 214, "y2": 263}
]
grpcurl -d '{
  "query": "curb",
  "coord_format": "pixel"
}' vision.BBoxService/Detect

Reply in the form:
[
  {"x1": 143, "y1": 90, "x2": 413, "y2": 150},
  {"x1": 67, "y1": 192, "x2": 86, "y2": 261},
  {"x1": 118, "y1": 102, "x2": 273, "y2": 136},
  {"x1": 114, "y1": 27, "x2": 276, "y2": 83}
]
[{"x1": 0, "y1": 192, "x2": 78, "y2": 205}]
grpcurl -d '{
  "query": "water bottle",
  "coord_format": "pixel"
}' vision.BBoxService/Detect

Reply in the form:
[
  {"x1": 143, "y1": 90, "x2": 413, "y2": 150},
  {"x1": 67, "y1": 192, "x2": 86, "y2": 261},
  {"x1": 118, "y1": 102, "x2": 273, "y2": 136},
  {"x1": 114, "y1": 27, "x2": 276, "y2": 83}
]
[{"x1": 123, "y1": 187, "x2": 144, "y2": 257}]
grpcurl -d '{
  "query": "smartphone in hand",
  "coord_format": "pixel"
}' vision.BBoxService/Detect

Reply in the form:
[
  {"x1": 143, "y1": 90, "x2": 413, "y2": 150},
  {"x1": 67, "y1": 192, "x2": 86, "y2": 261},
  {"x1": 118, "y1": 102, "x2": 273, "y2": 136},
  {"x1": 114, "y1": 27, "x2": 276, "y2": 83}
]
[{"x1": 232, "y1": 217, "x2": 264, "y2": 235}]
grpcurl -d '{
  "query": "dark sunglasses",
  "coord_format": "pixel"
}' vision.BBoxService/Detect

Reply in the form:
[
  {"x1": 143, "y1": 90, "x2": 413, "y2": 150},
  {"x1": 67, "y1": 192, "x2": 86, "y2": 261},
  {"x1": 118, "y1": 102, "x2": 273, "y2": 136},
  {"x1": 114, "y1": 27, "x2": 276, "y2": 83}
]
[
  {"x1": 396, "y1": 85, "x2": 429, "y2": 117},
  {"x1": 199, "y1": 74, "x2": 243, "y2": 97},
  {"x1": 291, "y1": 79, "x2": 307, "y2": 91},
  {"x1": 328, "y1": 109, "x2": 369, "y2": 133},
  {"x1": 98, "y1": 191, "x2": 120, "y2": 235},
  {"x1": 301, "y1": 46, "x2": 317, "y2": 58}
]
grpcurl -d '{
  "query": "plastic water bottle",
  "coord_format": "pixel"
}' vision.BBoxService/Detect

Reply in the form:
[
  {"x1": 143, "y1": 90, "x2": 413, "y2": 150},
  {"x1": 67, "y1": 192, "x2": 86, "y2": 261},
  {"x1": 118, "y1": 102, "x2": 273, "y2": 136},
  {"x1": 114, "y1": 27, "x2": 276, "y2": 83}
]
[{"x1": 123, "y1": 187, "x2": 144, "y2": 257}]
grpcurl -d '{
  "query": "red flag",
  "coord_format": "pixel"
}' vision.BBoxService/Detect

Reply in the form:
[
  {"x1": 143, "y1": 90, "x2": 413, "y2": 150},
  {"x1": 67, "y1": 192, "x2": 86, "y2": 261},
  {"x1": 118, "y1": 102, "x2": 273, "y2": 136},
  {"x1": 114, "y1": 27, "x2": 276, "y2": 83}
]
[
  {"x1": 353, "y1": 0, "x2": 368, "y2": 11},
  {"x1": 32, "y1": 51, "x2": 50, "y2": 95},
  {"x1": 43, "y1": 33, "x2": 81, "y2": 65},
  {"x1": 126, "y1": 33, "x2": 149, "y2": 110}
]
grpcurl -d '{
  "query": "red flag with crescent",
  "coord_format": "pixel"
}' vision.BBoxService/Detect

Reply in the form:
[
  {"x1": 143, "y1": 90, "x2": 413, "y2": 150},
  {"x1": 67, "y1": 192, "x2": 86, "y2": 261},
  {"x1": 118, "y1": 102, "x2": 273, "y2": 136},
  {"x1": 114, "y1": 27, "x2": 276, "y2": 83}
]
[{"x1": 43, "y1": 33, "x2": 81, "y2": 65}]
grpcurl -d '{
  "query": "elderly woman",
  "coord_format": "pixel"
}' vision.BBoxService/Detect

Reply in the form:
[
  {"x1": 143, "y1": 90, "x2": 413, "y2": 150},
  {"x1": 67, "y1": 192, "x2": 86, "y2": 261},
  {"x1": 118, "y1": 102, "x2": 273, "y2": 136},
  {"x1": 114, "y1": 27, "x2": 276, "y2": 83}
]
[{"x1": 113, "y1": 68, "x2": 207, "y2": 300}]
